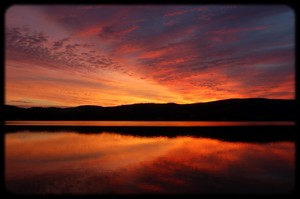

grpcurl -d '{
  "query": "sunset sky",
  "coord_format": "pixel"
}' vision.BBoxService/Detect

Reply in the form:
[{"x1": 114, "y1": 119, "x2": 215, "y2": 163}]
[{"x1": 5, "y1": 5, "x2": 295, "y2": 107}]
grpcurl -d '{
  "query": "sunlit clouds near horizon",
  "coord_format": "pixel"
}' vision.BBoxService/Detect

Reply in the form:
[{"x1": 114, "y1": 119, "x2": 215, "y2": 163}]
[{"x1": 5, "y1": 5, "x2": 295, "y2": 107}]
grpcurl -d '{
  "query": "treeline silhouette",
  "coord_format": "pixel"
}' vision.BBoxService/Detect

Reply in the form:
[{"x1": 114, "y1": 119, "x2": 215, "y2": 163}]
[{"x1": 4, "y1": 98, "x2": 295, "y2": 121}]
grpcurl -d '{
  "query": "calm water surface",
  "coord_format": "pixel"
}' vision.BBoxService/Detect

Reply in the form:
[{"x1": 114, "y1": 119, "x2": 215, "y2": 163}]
[
  {"x1": 5, "y1": 121, "x2": 295, "y2": 126},
  {"x1": 5, "y1": 124, "x2": 295, "y2": 194}
]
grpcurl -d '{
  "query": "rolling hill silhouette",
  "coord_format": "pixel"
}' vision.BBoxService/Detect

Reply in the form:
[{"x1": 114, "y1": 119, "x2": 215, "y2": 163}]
[{"x1": 4, "y1": 98, "x2": 295, "y2": 121}]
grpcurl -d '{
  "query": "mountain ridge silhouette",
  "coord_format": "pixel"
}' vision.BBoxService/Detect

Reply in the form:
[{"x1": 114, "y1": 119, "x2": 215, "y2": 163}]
[{"x1": 4, "y1": 98, "x2": 295, "y2": 121}]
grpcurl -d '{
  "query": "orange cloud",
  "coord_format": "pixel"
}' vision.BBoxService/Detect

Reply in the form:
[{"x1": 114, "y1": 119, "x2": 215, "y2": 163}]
[
  {"x1": 5, "y1": 5, "x2": 295, "y2": 107},
  {"x1": 5, "y1": 59, "x2": 188, "y2": 107}
]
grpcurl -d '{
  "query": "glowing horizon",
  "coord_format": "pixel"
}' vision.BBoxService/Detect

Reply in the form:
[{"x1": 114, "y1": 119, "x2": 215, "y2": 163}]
[{"x1": 5, "y1": 5, "x2": 295, "y2": 107}]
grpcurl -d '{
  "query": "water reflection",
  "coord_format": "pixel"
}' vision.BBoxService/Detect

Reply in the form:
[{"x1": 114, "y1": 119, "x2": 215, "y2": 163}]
[
  {"x1": 5, "y1": 131, "x2": 294, "y2": 194},
  {"x1": 5, "y1": 120, "x2": 295, "y2": 126}
]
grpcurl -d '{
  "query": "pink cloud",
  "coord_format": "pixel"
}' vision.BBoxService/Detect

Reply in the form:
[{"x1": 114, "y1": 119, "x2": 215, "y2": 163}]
[
  {"x1": 164, "y1": 10, "x2": 189, "y2": 17},
  {"x1": 164, "y1": 6, "x2": 208, "y2": 17},
  {"x1": 5, "y1": 5, "x2": 295, "y2": 107},
  {"x1": 119, "y1": 25, "x2": 138, "y2": 35},
  {"x1": 76, "y1": 25, "x2": 103, "y2": 37},
  {"x1": 211, "y1": 25, "x2": 272, "y2": 35}
]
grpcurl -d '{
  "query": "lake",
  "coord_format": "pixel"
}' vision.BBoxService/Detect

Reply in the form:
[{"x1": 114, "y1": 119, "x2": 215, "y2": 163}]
[
  {"x1": 5, "y1": 121, "x2": 295, "y2": 126},
  {"x1": 4, "y1": 121, "x2": 295, "y2": 194}
]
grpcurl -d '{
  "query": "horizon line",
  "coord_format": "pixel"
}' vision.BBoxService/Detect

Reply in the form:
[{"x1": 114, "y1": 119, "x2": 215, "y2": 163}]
[{"x1": 5, "y1": 97, "x2": 295, "y2": 109}]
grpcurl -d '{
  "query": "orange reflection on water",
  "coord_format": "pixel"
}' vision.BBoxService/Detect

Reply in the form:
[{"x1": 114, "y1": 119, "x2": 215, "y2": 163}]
[
  {"x1": 6, "y1": 132, "x2": 183, "y2": 178},
  {"x1": 5, "y1": 131, "x2": 295, "y2": 194}
]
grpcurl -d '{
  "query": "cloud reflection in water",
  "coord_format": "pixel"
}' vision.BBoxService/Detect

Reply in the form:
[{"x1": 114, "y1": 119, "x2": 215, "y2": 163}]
[{"x1": 5, "y1": 131, "x2": 294, "y2": 194}]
